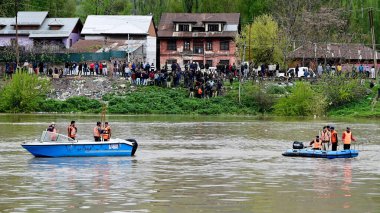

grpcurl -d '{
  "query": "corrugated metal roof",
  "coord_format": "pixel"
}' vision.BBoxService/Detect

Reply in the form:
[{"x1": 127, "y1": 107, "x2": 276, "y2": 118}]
[
  {"x1": 16, "y1": 11, "x2": 48, "y2": 25},
  {"x1": 0, "y1": 16, "x2": 80, "y2": 38},
  {"x1": 82, "y1": 15, "x2": 153, "y2": 35},
  {"x1": 158, "y1": 13, "x2": 240, "y2": 38},
  {"x1": 288, "y1": 42, "x2": 379, "y2": 60}
]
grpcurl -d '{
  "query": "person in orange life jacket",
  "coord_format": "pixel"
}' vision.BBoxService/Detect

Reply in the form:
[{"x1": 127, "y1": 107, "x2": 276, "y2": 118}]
[
  {"x1": 67, "y1": 121, "x2": 77, "y2": 140},
  {"x1": 330, "y1": 126, "x2": 339, "y2": 151},
  {"x1": 321, "y1": 126, "x2": 331, "y2": 150},
  {"x1": 102, "y1": 122, "x2": 111, "y2": 141},
  {"x1": 309, "y1": 136, "x2": 322, "y2": 150},
  {"x1": 342, "y1": 127, "x2": 356, "y2": 150},
  {"x1": 93, "y1": 121, "x2": 102, "y2": 142}
]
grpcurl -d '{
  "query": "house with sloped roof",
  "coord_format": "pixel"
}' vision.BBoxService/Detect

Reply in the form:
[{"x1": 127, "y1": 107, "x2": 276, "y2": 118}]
[
  {"x1": 76, "y1": 15, "x2": 157, "y2": 65},
  {"x1": 157, "y1": 13, "x2": 240, "y2": 69},
  {"x1": 0, "y1": 11, "x2": 82, "y2": 50}
]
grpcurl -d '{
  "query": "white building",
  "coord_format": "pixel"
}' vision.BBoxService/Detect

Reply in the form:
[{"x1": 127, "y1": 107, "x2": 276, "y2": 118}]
[{"x1": 80, "y1": 15, "x2": 157, "y2": 64}]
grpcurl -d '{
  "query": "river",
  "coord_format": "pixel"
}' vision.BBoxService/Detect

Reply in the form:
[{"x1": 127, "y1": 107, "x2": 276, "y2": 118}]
[{"x1": 0, "y1": 114, "x2": 379, "y2": 213}]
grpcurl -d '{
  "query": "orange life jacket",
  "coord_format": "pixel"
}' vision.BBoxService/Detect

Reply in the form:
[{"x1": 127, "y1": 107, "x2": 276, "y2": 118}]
[
  {"x1": 68, "y1": 126, "x2": 76, "y2": 138},
  {"x1": 343, "y1": 131, "x2": 352, "y2": 144},
  {"x1": 93, "y1": 126, "x2": 101, "y2": 137},
  {"x1": 102, "y1": 126, "x2": 111, "y2": 140},
  {"x1": 313, "y1": 139, "x2": 321, "y2": 149},
  {"x1": 321, "y1": 131, "x2": 330, "y2": 141},
  {"x1": 331, "y1": 130, "x2": 338, "y2": 143}
]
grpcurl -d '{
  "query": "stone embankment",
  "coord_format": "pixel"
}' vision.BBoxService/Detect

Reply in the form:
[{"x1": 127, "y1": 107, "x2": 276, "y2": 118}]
[{"x1": 49, "y1": 76, "x2": 131, "y2": 100}]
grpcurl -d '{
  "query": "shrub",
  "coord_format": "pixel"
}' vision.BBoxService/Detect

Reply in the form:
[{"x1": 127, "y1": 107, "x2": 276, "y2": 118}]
[
  {"x1": 274, "y1": 82, "x2": 326, "y2": 116},
  {"x1": 0, "y1": 71, "x2": 50, "y2": 112}
]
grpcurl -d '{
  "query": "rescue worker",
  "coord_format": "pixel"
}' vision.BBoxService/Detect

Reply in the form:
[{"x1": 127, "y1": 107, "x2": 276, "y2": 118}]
[
  {"x1": 342, "y1": 127, "x2": 356, "y2": 150},
  {"x1": 309, "y1": 136, "x2": 321, "y2": 150},
  {"x1": 67, "y1": 121, "x2": 77, "y2": 140},
  {"x1": 47, "y1": 122, "x2": 57, "y2": 141},
  {"x1": 102, "y1": 122, "x2": 111, "y2": 141},
  {"x1": 330, "y1": 126, "x2": 338, "y2": 151},
  {"x1": 93, "y1": 121, "x2": 102, "y2": 142},
  {"x1": 321, "y1": 126, "x2": 331, "y2": 150},
  {"x1": 47, "y1": 122, "x2": 56, "y2": 133}
]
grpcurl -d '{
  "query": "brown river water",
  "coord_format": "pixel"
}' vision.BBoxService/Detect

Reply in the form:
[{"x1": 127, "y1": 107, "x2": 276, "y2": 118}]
[{"x1": 0, "y1": 114, "x2": 379, "y2": 213}]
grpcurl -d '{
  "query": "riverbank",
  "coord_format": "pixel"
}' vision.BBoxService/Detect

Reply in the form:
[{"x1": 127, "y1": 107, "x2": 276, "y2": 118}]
[{"x1": 1, "y1": 74, "x2": 379, "y2": 117}]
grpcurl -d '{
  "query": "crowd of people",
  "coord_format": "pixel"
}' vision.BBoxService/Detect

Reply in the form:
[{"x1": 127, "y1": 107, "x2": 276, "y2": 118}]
[
  {"x1": 309, "y1": 126, "x2": 356, "y2": 151},
  {"x1": 46, "y1": 120, "x2": 112, "y2": 142}
]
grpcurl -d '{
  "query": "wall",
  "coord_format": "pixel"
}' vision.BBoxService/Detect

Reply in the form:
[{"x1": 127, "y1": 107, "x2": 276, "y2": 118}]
[
  {"x1": 146, "y1": 36, "x2": 157, "y2": 65},
  {"x1": 159, "y1": 38, "x2": 237, "y2": 68},
  {"x1": 0, "y1": 36, "x2": 33, "y2": 48},
  {"x1": 63, "y1": 33, "x2": 81, "y2": 49}
]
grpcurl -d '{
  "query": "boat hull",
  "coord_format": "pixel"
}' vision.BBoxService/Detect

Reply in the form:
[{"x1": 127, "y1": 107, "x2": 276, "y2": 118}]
[
  {"x1": 282, "y1": 149, "x2": 359, "y2": 159},
  {"x1": 22, "y1": 140, "x2": 138, "y2": 158}
]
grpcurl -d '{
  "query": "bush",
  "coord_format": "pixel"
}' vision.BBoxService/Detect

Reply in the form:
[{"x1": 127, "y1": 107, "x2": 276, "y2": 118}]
[
  {"x1": 266, "y1": 84, "x2": 287, "y2": 95},
  {"x1": 0, "y1": 71, "x2": 50, "y2": 112},
  {"x1": 274, "y1": 82, "x2": 326, "y2": 116},
  {"x1": 315, "y1": 75, "x2": 367, "y2": 108}
]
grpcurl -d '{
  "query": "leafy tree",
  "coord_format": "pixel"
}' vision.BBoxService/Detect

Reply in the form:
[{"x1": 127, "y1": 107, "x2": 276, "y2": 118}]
[
  {"x1": 237, "y1": 14, "x2": 285, "y2": 66},
  {"x1": 0, "y1": 71, "x2": 50, "y2": 112}
]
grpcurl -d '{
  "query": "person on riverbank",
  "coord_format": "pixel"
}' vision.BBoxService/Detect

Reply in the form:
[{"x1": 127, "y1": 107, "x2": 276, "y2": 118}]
[
  {"x1": 67, "y1": 121, "x2": 77, "y2": 140},
  {"x1": 321, "y1": 126, "x2": 331, "y2": 150},
  {"x1": 309, "y1": 136, "x2": 321, "y2": 150},
  {"x1": 330, "y1": 126, "x2": 338, "y2": 151},
  {"x1": 94, "y1": 121, "x2": 102, "y2": 142},
  {"x1": 342, "y1": 127, "x2": 356, "y2": 150},
  {"x1": 102, "y1": 122, "x2": 111, "y2": 141}
]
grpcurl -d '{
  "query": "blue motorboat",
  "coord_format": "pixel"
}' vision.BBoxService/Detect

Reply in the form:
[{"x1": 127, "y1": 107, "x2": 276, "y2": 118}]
[
  {"x1": 21, "y1": 131, "x2": 138, "y2": 157},
  {"x1": 282, "y1": 141, "x2": 359, "y2": 159}
]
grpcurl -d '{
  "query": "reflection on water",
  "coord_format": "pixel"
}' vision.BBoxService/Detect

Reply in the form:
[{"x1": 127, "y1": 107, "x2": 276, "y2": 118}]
[{"x1": 0, "y1": 115, "x2": 379, "y2": 212}]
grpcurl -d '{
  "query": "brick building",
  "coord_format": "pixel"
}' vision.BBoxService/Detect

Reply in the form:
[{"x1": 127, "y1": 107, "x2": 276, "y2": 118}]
[{"x1": 157, "y1": 13, "x2": 240, "y2": 69}]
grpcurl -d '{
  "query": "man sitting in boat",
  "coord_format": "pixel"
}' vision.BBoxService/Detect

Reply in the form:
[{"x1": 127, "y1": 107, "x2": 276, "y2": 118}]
[
  {"x1": 47, "y1": 122, "x2": 57, "y2": 141},
  {"x1": 47, "y1": 122, "x2": 56, "y2": 133},
  {"x1": 309, "y1": 136, "x2": 322, "y2": 150},
  {"x1": 67, "y1": 121, "x2": 77, "y2": 140}
]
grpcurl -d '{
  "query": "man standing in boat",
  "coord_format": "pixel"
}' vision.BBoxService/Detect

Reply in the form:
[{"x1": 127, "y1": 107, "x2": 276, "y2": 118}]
[
  {"x1": 321, "y1": 126, "x2": 331, "y2": 150},
  {"x1": 94, "y1": 121, "x2": 102, "y2": 142},
  {"x1": 342, "y1": 127, "x2": 356, "y2": 150},
  {"x1": 330, "y1": 126, "x2": 338, "y2": 151},
  {"x1": 67, "y1": 121, "x2": 77, "y2": 140},
  {"x1": 102, "y1": 122, "x2": 111, "y2": 141}
]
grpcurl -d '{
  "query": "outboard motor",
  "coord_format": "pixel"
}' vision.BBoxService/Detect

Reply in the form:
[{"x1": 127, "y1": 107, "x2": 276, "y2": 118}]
[
  {"x1": 126, "y1": 139, "x2": 138, "y2": 156},
  {"x1": 292, "y1": 141, "x2": 304, "y2": 149}
]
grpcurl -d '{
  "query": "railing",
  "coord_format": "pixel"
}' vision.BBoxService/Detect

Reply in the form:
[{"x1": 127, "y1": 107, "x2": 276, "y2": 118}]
[{"x1": 40, "y1": 131, "x2": 76, "y2": 143}]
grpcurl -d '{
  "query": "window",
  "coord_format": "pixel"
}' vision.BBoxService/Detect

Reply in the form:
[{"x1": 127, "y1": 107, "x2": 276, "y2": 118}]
[
  {"x1": 206, "y1": 60, "x2": 213, "y2": 67},
  {"x1": 206, "y1": 41, "x2": 213, "y2": 51},
  {"x1": 178, "y1": 24, "x2": 190, "y2": 32},
  {"x1": 219, "y1": 60, "x2": 230, "y2": 65},
  {"x1": 220, "y1": 41, "x2": 229, "y2": 50},
  {"x1": 184, "y1": 40, "x2": 190, "y2": 51},
  {"x1": 167, "y1": 40, "x2": 176, "y2": 51},
  {"x1": 167, "y1": 59, "x2": 177, "y2": 64},
  {"x1": 208, "y1": 24, "x2": 219, "y2": 32},
  {"x1": 10, "y1": 38, "x2": 17, "y2": 46},
  {"x1": 193, "y1": 41, "x2": 204, "y2": 54}
]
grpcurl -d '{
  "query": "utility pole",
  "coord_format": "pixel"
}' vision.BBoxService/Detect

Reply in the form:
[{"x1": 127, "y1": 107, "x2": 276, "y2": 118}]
[
  {"x1": 15, "y1": 0, "x2": 19, "y2": 67},
  {"x1": 369, "y1": 8, "x2": 378, "y2": 81},
  {"x1": 239, "y1": 41, "x2": 246, "y2": 104},
  {"x1": 248, "y1": 23, "x2": 251, "y2": 63}
]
